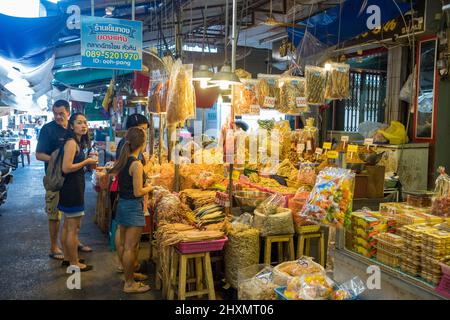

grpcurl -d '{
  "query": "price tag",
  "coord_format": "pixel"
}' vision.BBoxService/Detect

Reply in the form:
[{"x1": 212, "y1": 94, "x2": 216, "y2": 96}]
[
  {"x1": 250, "y1": 105, "x2": 260, "y2": 114},
  {"x1": 232, "y1": 170, "x2": 241, "y2": 181},
  {"x1": 315, "y1": 148, "x2": 323, "y2": 155},
  {"x1": 364, "y1": 138, "x2": 374, "y2": 146},
  {"x1": 323, "y1": 142, "x2": 332, "y2": 150},
  {"x1": 297, "y1": 143, "x2": 305, "y2": 154},
  {"x1": 306, "y1": 140, "x2": 312, "y2": 151},
  {"x1": 341, "y1": 136, "x2": 349, "y2": 143},
  {"x1": 296, "y1": 97, "x2": 307, "y2": 107},
  {"x1": 327, "y1": 151, "x2": 339, "y2": 159},
  {"x1": 348, "y1": 144, "x2": 359, "y2": 153},
  {"x1": 264, "y1": 96, "x2": 276, "y2": 108}
]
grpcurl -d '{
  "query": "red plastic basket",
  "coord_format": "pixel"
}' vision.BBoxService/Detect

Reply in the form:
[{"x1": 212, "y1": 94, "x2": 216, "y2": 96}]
[
  {"x1": 176, "y1": 236, "x2": 228, "y2": 254},
  {"x1": 436, "y1": 275, "x2": 450, "y2": 299}
]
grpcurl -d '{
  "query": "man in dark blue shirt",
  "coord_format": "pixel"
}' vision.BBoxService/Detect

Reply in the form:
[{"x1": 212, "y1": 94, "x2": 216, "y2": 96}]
[{"x1": 36, "y1": 100, "x2": 92, "y2": 261}]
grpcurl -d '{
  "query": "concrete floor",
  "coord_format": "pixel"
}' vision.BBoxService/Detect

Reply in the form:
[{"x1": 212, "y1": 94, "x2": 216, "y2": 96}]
[{"x1": 0, "y1": 158, "x2": 161, "y2": 300}]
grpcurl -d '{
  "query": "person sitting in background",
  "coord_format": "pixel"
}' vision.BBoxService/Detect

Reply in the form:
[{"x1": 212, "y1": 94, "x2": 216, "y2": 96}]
[{"x1": 111, "y1": 127, "x2": 153, "y2": 293}]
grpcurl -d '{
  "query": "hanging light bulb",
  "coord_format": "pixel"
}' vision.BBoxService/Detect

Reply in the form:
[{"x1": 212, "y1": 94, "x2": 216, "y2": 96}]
[
  {"x1": 193, "y1": 65, "x2": 213, "y2": 89},
  {"x1": 210, "y1": 64, "x2": 241, "y2": 89}
]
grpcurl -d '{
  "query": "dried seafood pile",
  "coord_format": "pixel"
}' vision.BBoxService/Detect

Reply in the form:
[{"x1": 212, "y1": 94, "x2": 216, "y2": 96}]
[
  {"x1": 150, "y1": 186, "x2": 193, "y2": 225},
  {"x1": 179, "y1": 189, "x2": 217, "y2": 209}
]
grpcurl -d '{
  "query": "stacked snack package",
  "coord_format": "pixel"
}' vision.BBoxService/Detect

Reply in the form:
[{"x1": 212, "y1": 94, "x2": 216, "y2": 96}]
[
  {"x1": 349, "y1": 210, "x2": 387, "y2": 258},
  {"x1": 325, "y1": 63, "x2": 350, "y2": 100},
  {"x1": 299, "y1": 167, "x2": 355, "y2": 228},
  {"x1": 432, "y1": 167, "x2": 450, "y2": 217},
  {"x1": 421, "y1": 229, "x2": 450, "y2": 285},
  {"x1": 233, "y1": 79, "x2": 261, "y2": 116},
  {"x1": 257, "y1": 74, "x2": 280, "y2": 109},
  {"x1": 278, "y1": 77, "x2": 308, "y2": 114},
  {"x1": 399, "y1": 224, "x2": 432, "y2": 277},
  {"x1": 305, "y1": 66, "x2": 326, "y2": 105},
  {"x1": 375, "y1": 232, "x2": 404, "y2": 268}
]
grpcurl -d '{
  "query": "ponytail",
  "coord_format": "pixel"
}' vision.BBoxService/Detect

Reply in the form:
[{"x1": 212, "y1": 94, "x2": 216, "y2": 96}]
[{"x1": 111, "y1": 141, "x2": 131, "y2": 174}]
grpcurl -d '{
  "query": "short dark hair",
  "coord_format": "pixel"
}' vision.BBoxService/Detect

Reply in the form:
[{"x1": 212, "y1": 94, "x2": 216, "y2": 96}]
[
  {"x1": 125, "y1": 113, "x2": 149, "y2": 129},
  {"x1": 52, "y1": 99, "x2": 70, "y2": 112},
  {"x1": 235, "y1": 120, "x2": 249, "y2": 132}
]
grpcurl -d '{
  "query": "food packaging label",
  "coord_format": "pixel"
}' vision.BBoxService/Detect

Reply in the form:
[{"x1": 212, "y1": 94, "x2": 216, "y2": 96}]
[
  {"x1": 306, "y1": 140, "x2": 312, "y2": 151},
  {"x1": 315, "y1": 147, "x2": 323, "y2": 155},
  {"x1": 232, "y1": 170, "x2": 241, "y2": 181},
  {"x1": 250, "y1": 105, "x2": 261, "y2": 114},
  {"x1": 341, "y1": 136, "x2": 349, "y2": 143},
  {"x1": 364, "y1": 138, "x2": 374, "y2": 146},
  {"x1": 323, "y1": 142, "x2": 332, "y2": 150}
]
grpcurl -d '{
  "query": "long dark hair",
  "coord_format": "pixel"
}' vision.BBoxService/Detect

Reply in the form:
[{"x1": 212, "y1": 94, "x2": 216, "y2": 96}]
[
  {"x1": 111, "y1": 127, "x2": 146, "y2": 174},
  {"x1": 65, "y1": 113, "x2": 90, "y2": 150}
]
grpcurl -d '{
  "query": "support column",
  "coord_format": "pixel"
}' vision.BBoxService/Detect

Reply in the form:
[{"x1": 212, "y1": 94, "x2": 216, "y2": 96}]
[{"x1": 385, "y1": 46, "x2": 408, "y2": 123}]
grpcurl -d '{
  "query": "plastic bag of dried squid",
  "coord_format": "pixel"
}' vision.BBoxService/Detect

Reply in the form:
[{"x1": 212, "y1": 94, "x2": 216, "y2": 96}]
[
  {"x1": 257, "y1": 74, "x2": 281, "y2": 109},
  {"x1": 278, "y1": 76, "x2": 309, "y2": 115},
  {"x1": 233, "y1": 79, "x2": 261, "y2": 116},
  {"x1": 325, "y1": 63, "x2": 350, "y2": 100},
  {"x1": 305, "y1": 66, "x2": 327, "y2": 105}
]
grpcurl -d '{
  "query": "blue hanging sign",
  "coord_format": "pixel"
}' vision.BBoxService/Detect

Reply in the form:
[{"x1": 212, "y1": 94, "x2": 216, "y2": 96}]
[{"x1": 81, "y1": 16, "x2": 142, "y2": 71}]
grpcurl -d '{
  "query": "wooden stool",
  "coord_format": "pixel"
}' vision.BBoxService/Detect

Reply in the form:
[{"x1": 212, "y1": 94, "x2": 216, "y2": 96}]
[
  {"x1": 167, "y1": 249, "x2": 216, "y2": 300},
  {"x1": 263, "y1": 235, "x2": 295, "y2": 265},
  {"x1": 296, "y1": 231, "x2": 325, "y2": 266}
]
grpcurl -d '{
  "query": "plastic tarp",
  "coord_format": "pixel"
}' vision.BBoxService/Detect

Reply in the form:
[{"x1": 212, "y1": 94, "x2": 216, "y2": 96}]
[
  {"x1": 0, "y1": 13, "x2": 67, "y2": 67},
  {"x1": 288, "y1": 0, "x2": 413, "y2": 47}
]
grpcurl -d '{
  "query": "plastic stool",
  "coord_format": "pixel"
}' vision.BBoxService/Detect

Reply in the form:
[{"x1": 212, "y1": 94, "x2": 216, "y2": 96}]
[
  {"x1": 263, "y1": 234, "x2": 295, "y2": 265},
  {"x1": 296, "y1": 230, "x2": 325, "y2": 266},
  {"x1": 167, "y1": 248, "x2": 216, "y2": 300}
]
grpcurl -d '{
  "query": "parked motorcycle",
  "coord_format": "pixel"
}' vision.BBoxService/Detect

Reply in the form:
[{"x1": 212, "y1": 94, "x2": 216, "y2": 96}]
[{"x1": 0, "y1": 161, "x2": 14, "y2": 207}]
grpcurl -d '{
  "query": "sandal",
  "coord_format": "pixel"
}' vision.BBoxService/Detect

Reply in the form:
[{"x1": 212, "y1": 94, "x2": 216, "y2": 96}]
[
  {"x1": 123, "y1": 281, "x2": 150, "y2": 294},
  {"x1": 78, "y1": 244, "x2": 93, "y2": 253},
  {"x1": 61, "y1": 259, "x2": 85, "y2": 267},
  {"x1": 133, "y1": 273, "x2": 149, "y2": 281},
  {"x1": 49, "y1": 253, "x2": 64, "y2": 261}
]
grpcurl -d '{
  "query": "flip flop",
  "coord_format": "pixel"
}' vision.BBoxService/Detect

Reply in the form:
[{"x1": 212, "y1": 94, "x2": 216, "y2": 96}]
[
  {"x1": 123, "y1": 282, "x2": 150, "y2": 294},
  {"x1": 133, "y1": 273, "x2": 149, "y2": 281},
  {"x1": 78, "y1": 244, "x2": 93, "y2": 252},
  {"x1": 49, "y1": 253, "x2": 64, "y2": 261},
  {"x1": 61, "y1": 259, "x2": 86, "y2": 267}
]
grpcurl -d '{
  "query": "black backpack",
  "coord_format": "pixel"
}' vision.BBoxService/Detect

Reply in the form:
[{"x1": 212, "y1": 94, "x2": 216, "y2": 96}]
[{"x1": 43, "y1": 147, "x2": 65, "y2": 192}]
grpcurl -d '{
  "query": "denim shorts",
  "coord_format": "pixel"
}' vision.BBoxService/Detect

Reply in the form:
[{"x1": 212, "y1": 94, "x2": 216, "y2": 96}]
[{"x1": 115, "y1": 197, "x2": 145, "y2": 227}]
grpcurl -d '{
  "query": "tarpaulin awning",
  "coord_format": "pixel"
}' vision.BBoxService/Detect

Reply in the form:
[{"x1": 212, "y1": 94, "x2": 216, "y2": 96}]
[
  {"x1": 0, "y1": 13, "x2": 67, "y2": 67},
  {"x1": 54, "y1": 68, "x2": 132, "y2": 86},
  {"x1": 288, "y1": 0, "x2": 414, "y2": 48}
]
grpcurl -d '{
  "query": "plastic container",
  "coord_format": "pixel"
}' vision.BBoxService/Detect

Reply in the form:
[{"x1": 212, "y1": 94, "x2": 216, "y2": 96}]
[
  {"x1": 175, "y1": 236, "x2": 228, "y2": 254},
  {"x1": 405, "y1": 191, "x2": 434, "y2": 208},
  {"x1": 435, "y1": 275, "x2": 450, "y2": 299},
  {"x1": 376, "y1": 248, "x2": 401, "y2": 268},
  {"x1": 375, "y1": 237, "x2": 404, "y2": 255}
]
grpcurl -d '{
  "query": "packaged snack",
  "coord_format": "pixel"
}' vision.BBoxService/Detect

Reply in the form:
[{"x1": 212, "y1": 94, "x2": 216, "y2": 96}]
[
  {"x1": 273, "y1": 257, "x2": 325, "y2": 286},
  {"x1": 325, "y1": 63, "x2": 350, "y2": 100},
  {"x1": 257, "y1": 74, "x2": 280, "y2": 109},
  {"x1": 305, "y1": 66, "x2": 326, "y2": 105},
  {"x1": 331, "y1": 277, "x2": 366, "y2": 300},
  {"x1": 233, "y1": 79, "x2": 261, "y2": 116},
  {"x1": 278, "y1": 77, "x2": 308, "y2": 114},
  {"x1": 299, "y1": 167, "x2": 355, "y2": 227},
  {"x1": 432, "y1": 167, "x2": 450, "y2": 217},
  {"x1": 284, "y1": 273, "x2": 334, "y2": 300},
  {"x1": 238, "y1": 265, "x2": 278, "y2": 300}
]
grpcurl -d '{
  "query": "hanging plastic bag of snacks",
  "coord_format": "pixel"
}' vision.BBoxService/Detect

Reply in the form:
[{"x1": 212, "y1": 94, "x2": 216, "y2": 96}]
[
  {"x1": 234, "y1": 79, "x2": 261, "y2": 116},
  {"x1": 305, "y1": 66, "x2": 327, "y2": 105},
  {"x1": 279, "y1": 77, "x2": 309, "y2": 115},
  {"x1": 431, "y1": 166, "x2": 450, "y2": 217},
  {"x1": 325, "y1": 63, "x2": 350, "y2": 100},
  {"x1": 257, "y1": 74, "x2": 280, "y2": 109}
]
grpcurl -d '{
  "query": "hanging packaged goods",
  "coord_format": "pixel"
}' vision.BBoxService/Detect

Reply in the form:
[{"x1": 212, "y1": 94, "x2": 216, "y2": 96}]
[
  {"x1": 257, "y1": 74, "x2": 281, "y2": 109},
  {"x1": 325, "y1": 63, "x2": 350, "y2": 100},
  {"x1": 166, "y1": 60, "x2": 196, "y2": 125},
  {"x1": 233, "y1": 79, "x2": 261, "y2": 116},
  {"x1": 305, "y1": 66, "x2": 327, "y2": 105},
  {"x1": 279, "y1": 77, "x2": 308, "y2": 114}
]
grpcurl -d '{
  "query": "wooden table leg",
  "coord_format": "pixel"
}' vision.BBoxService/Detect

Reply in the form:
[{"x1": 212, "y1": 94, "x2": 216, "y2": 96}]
[
  {"x1": 178, "y1": 254, "x2": 187, "y2": 300},
  {"x1": 195, "y1": 257, "x2": 204, "y2": 298},
  {"x1": 204, "y1": 253, "x2": 216, "y2": 300}
]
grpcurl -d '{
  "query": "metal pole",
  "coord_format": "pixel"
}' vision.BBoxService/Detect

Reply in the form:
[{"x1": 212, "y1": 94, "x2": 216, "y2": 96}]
[
  {"x1": 231, "y1": 0, "x2": 237, "y2": 72},
  {"x1": 132, "y1": 0, "x2": 135, "y2": 20},
  {"x1": 91, "y1": 0, "x2": 94, "y2": 16}
]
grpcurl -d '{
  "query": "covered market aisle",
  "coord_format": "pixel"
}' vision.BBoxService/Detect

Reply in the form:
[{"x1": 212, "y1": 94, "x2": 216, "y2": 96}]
[{"x1": 0, "y1": 158, "x2": 160, "y2": 300}]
